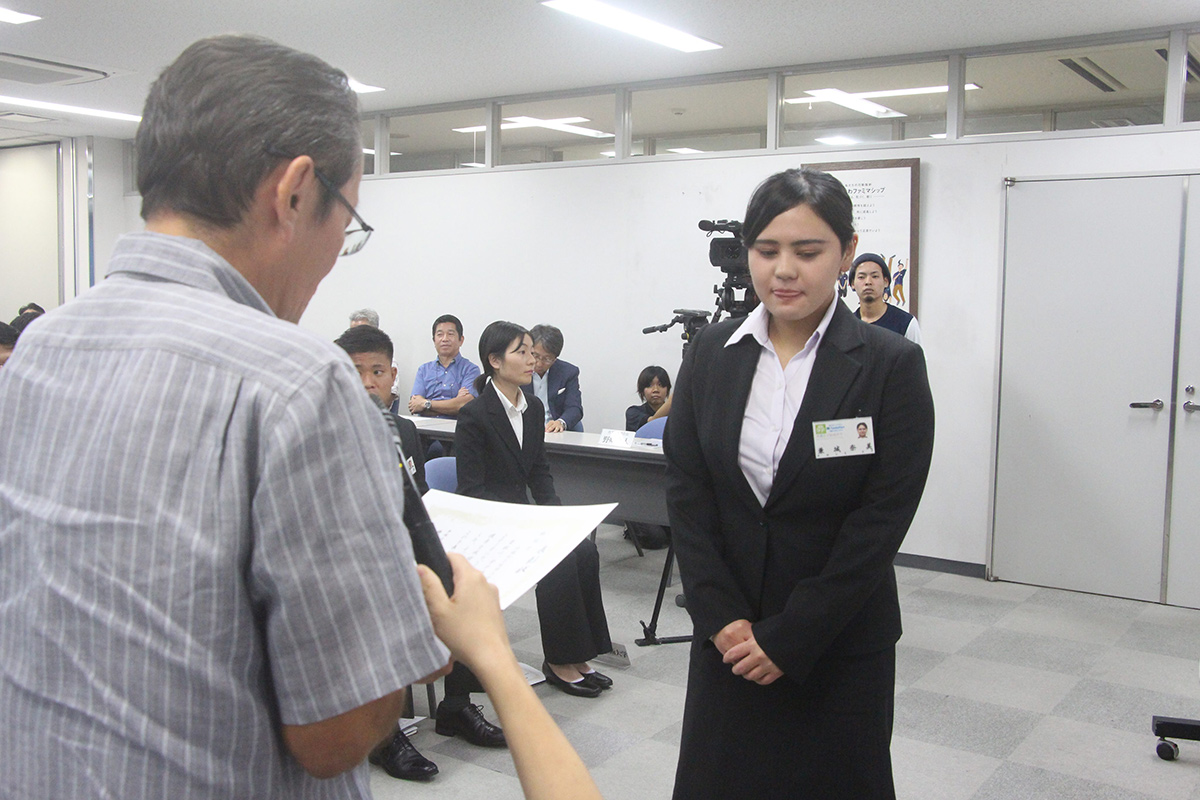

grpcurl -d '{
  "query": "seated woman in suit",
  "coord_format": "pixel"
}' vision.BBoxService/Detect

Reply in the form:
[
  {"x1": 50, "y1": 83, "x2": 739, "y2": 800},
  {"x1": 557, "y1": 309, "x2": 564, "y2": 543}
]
[
  {"x1": 456, "y1": 321, "x2": 614, "y2": 699},
  {"x1": 624, "y1": 365, "x2": 671, "y2": 432},
  {"x1": 665, "y1": 168, "x2": 935, "y2": 799}
]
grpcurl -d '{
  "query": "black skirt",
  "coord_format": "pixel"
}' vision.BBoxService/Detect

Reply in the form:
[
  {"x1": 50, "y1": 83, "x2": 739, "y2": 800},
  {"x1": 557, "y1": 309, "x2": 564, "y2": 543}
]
[{"x1": 672, "y1": 641, "x2": 896, "y2": 800}]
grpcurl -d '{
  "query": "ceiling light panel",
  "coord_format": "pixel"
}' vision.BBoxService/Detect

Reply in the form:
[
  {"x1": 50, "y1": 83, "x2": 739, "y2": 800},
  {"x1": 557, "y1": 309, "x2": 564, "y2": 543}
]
[
  {"x1": 804, "y1": 88, "x2": 905, "y2": 118},
  {"x1": 542, "y1": 0, "x2": 721, "y2": 53},
  {"x1": 0, "y1": 95, "x2": 140, "y2": 122},
  {"x1": 0, "y1": 6, "x2": 39, "y2": 24}
]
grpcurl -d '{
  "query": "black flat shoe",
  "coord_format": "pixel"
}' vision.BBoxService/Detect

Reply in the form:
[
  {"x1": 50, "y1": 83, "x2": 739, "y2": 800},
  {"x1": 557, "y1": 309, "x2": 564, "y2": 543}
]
[
  {"x1": 581, "y1": 669, "x2": 613, "y2": 690},
  {"x1": 369, "y1": 729, "x2": 438, "y2": 781},
  {"x1": 542, "y1": 661, "x2": 602, "y2": 698},
  {"x1": 434, "y1": 703, "x2": 507, "y2": 748}
]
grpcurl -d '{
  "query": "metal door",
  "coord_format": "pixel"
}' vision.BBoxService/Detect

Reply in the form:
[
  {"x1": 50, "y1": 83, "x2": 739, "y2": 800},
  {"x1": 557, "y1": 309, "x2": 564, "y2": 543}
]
[{"x1": 993, "y1": 175, "x2": 1184, "y2": 601}]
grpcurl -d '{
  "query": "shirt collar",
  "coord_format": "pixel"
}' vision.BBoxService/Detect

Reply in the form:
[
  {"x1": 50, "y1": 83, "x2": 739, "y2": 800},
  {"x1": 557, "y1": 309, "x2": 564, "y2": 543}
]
[
  {"x1": 725, "y1": 296, "x2": 839, "y2": 352},
  {"x1": 107, "y1": 231, "x2": 275, "y2": 317},
  {"x1": 491, "y1": 380, "x2": 528, "y2": 414}
]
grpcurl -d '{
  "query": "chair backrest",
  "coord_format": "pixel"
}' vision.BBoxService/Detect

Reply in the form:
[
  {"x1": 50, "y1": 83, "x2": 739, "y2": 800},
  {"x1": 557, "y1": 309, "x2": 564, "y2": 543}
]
[
  {"x1": 570, "y1": 419, "x2": 584, "y2": 433},
  {"x1": 424, "y1": 456, "x2": 458, "y2": 493},
  {"x1": 635, "y1": 416, "x2": 667, "y2": 439}
]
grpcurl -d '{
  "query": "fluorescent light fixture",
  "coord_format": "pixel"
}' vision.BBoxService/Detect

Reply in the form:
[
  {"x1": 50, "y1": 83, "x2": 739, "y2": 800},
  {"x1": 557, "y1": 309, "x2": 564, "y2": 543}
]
[
  {"x1": 667, "y1": 147, "x2": 704, "y2": 154},
  {"x1": 927, "y1": 133, "x2": 947, "y2": 139},
  {"x1": 453, "y1": 116, "x2": 612, "y2": 138},
  {"x1": 348, "y1": 78, "x2": 385, "y2": 94},
  {"x1": 461, "y1": 162, "x2": 486, "y2": 168},
  {"x1": 0, "y1": 95, "x2": 140, "y2": 122},
  {"x1": 362, "y1": 148, "x2": 401, "y2": 156},
  {"x1": 803, "y1": 88, "x2": 905, "y2": 119},
  {"x1": 600, "y1": 151, "x2": 616, "y2": 157},
  {"x1": 542, "y1": 0, "x2": 720, "y2": 53},
  {"x1": 784, "y1": 83, "x2": 981, "y2": 105},
  {"x1": 816, "y1": 136, "x2": 858, "y2": 146},
  {"x1": 0, "y1": 6, "x2": 39, "y2": 24}
]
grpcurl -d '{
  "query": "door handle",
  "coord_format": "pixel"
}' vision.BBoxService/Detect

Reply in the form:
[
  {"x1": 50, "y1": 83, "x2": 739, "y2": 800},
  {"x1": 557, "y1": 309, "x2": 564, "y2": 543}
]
[
  {"x1": 1185, "y1": 400, "x2": 1199, "y2": 413},
  {"x1": 1129, "y1": 400, "x2": 1164, "y2": 410}
]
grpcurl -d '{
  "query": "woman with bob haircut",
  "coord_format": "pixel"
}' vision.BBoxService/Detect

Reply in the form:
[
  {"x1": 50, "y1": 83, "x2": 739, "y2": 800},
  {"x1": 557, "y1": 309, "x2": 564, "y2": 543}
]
[
  {"x1": 665, "y1": 168, "x2": 934, "y2": 799},
  {"x1": 455, "y1": 321, "x2": 614, "y2": 699}
]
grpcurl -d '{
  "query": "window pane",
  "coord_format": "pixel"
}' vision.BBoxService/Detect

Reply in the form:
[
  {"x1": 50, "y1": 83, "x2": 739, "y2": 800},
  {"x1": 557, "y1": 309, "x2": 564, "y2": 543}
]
[
  {"x1": 782, "y1": 61, "x2": 948, "y2": 147},
  {"x1": 387, "y1": 107, "x2": 489, "y2": 173},
  {"x1": 361, "y1": 119, "x2": 375, "y2": 174},
  {"x1": 965, "y1": 39, "x2": 1168, "y2": 135},
  {"x1": 1184, "y1": 34, "x2": 1200, "y2": 123},
  {"x1": 498, "y1": 94, "x2": 616, "y2": 165},
  {"x1": 631, "y1": 79, "x2": 767, "y2": 156}
]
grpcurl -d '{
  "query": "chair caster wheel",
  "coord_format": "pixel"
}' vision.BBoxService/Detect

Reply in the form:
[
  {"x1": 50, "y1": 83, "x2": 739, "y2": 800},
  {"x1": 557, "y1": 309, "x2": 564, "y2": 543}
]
[{"x1": 1157, "y1": 738, "x2": 1180, "y2": 761}]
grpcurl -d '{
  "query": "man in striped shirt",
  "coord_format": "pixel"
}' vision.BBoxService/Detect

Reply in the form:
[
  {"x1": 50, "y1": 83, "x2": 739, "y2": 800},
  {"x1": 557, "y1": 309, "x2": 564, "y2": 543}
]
[{"x1": 0, "y1": 35, "x2": 450, "y2": 798}]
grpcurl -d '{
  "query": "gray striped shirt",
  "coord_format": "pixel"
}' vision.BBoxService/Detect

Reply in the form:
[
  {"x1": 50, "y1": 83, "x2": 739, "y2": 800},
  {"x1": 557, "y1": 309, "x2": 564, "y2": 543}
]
[{"x1": 0, "y1": 232, "x2": 449, "y2": 798}]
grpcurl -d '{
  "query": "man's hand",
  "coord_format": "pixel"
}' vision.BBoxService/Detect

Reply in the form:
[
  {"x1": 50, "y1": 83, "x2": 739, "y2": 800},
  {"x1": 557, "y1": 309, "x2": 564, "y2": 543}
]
[
  {"x1": 545, "y1": 420, "x2": 565, "y2": 433},
  {"x1": 416, "y1": 553, "x2": 511, "y2": 673},
  {"x1": 711, "y1": 618, "x2": 752, "y2": 655},
  {"x1": 408, "y1": 395, "x2": 427, "y2": 414},
  {"x1": 456, "y1": 386, "x2": 471, "y2": 399}
]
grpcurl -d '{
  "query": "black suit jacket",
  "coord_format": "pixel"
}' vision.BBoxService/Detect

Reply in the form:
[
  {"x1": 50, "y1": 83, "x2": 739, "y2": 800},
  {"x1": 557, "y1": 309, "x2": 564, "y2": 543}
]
[
  {"x1": 387, "y1": 412, "x2": 427, "y2": 495},
  {"x1": 520, "y1": 359, "x2": 584, "y2": 431},
  {"x1": 665, "y1": 300, "x2": 934, "y2": 684},
  {"x1": 456, "y1": 384, "x2": 560, "y2": 506}
]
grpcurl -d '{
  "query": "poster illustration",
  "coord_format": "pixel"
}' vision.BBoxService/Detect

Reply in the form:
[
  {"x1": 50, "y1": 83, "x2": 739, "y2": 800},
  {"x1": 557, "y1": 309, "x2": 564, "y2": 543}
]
[{"x1": 804, "y1": 158, "x2": 920, "y2": 317}]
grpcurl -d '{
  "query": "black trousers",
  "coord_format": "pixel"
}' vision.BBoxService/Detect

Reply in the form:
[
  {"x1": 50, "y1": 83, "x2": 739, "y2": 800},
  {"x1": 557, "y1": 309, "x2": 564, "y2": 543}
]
[{"x1": 536, "y1": 537, "x2": 612, "y2": 664}]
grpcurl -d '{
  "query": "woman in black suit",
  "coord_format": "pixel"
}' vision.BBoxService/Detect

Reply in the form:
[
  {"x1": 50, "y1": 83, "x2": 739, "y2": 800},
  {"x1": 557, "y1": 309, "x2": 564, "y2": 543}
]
[
  {"x1": 665, "y1": 168, "x2": 935, "y2": 799},
  {"x1": 456, "y1": 321, "x2": 613, "y2": 698}
]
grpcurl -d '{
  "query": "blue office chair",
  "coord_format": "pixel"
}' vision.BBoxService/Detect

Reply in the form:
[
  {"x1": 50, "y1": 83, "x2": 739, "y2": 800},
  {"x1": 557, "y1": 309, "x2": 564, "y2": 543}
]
[
  {"x1": 424, "y1": 457, "x2": 457, "y2": 493},
  {"x1": 635, "y1": 416, "x2": 667, "y2": 440}
]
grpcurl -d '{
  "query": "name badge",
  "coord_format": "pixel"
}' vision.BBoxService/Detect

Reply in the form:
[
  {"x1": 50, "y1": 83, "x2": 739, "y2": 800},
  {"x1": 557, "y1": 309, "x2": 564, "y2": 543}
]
[
  {"x1": 813, "y1": 416, "x2": 875, "y2": 459},
  {"x1": 404, "y1": 455, "x2": 418, "y2": 477}
]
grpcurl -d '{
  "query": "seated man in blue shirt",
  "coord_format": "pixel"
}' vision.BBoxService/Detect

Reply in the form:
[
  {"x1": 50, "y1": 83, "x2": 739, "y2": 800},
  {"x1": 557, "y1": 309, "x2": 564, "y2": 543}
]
[
  {"x1": 522, "y1": 324, "x2": 584, "y2": 433},
  {"x1": 408, "y1": 314, "x2": 482, "y2": 418}
]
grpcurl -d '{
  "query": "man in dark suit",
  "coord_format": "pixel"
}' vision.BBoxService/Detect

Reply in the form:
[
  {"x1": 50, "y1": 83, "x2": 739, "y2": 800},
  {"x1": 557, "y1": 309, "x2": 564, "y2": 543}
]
[{"x1": 522, "y1": 324, "x2": 584, "y2": 433}]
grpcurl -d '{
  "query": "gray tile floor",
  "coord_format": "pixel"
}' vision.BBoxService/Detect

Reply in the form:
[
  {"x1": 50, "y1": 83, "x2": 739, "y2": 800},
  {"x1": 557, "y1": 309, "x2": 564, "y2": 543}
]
[{"x1": 370, "y1": 527, "x2": 1200, "y2": 799}]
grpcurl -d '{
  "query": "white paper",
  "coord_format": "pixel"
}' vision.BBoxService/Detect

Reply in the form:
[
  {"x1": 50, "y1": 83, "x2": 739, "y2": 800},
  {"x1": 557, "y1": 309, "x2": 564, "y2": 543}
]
[
  {"x1": 597, "y1": 428, "x2": 636, "y2": 447},
  {"x1": 421, "y1": 489, "x2": 617, "y2": 609}
]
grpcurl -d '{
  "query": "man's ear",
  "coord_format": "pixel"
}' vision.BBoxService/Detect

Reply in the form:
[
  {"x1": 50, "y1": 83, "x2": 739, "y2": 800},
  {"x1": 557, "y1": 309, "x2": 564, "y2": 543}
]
[{"x1": 271, "y1": 155, "x2": 317, "y2": 235}]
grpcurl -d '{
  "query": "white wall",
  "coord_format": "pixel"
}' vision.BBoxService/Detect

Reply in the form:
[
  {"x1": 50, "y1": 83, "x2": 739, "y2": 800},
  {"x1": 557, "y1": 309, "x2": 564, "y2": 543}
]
[
  {"x1": 0, "y1": 143, "x2": 60, "y2": 314},
  {"x1": 91, "y1": 127, "x2": 1200, "y2": 566}
]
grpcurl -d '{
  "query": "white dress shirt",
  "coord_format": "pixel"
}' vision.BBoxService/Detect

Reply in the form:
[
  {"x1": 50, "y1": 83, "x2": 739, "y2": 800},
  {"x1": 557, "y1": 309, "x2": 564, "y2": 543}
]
[
  {"x1": 726, "y1": 298, "x2": 839, "y2": 506},
  {"x1": 492, "y1": 380, "x2": 528, "y2": 447},
  {"x1": 531, "y1": 370, "x2": 552, "y2": 423}
]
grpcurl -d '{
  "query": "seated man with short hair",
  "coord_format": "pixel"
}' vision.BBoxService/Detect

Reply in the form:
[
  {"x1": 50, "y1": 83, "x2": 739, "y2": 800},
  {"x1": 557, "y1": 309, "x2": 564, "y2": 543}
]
[{"x1": 523, "y1": 324, "x2": 584, "y2": 433}]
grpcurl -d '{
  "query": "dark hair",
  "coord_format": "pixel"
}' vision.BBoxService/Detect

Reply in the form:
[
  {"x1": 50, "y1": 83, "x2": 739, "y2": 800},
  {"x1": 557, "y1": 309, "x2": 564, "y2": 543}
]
[
  {"x1": 334, "y1": 325, "x2": 393, "y2": 362},
  {"x1": 529, "y1": 324, "x2": 563, "y2": 357},
  {"x1": 136, "y1": 34, "x2": 360, "y2": 227},
  {"x1": 0, "y1": 321, "x2": 17, "y2": 348},
  {"x1": 851, "y1": 253, "x2": 891, "y2": 284},
  {"x1": 637, "y1": 366, "x2": 671, "y2": 400},
  {"x1": 474, "y1": 320, "x2": 529, "y2": 394},
  {"x1": 18, "y1": 302, "x2": 44, "y2": 316},
  {"x1": 741, "y1": 168, "x2": 856, "y2": 253},
  {"x1": 432, "y1": 314, "x2": 464, "y2": 339},
  {"x1": 10, "y1": 310, "x2": 42, "y2": 335}
]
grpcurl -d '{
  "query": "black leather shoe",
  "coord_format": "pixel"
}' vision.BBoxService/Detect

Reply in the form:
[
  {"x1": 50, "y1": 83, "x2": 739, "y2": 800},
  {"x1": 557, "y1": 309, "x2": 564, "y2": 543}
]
[
  {"x1": 581, "y1": 669, "x2": 613, "y2": 690},
  {"x1": 435, "y1": 703, "x2": 507, "y2": 748},
  {"x1": 369, "y1": 729, "x2": 438, "y2": 781},
  {"x1": 542, "y1": 661, "x2": 602, "y2": 698}
]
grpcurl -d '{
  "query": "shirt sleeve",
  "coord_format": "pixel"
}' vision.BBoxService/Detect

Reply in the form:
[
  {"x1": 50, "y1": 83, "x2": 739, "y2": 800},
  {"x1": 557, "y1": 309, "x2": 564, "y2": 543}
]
[
  {"x1": 250, "y1": 360, "x2": 449, "y2": 726},
  {"x1": 463, "y1": 360, "x2": 482, "y2": 397},
  {"x1": 411, "y1": 363, "x2": 427, "y2": 397},
  {"x1": 904, "y1": 317, "x2": 923, "y2": 346}
]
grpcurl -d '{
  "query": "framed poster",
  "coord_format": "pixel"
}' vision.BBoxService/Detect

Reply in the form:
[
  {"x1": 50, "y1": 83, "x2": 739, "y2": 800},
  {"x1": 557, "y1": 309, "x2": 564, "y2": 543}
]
[{"x1": 804, "y1": 158, "x2": 920, "y2": 317}]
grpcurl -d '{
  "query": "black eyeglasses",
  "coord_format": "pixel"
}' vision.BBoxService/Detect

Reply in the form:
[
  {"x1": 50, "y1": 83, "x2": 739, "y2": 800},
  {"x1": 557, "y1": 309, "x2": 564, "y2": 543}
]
[{"x1": 266, "y1": 147, "x2": 373, "y2": 256}]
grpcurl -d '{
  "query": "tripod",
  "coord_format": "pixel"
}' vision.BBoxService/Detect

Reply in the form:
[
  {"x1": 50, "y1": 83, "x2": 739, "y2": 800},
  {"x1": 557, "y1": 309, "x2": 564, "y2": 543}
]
[{"x1": 635, "y1": 539, "x2": 692, "y2": 647}]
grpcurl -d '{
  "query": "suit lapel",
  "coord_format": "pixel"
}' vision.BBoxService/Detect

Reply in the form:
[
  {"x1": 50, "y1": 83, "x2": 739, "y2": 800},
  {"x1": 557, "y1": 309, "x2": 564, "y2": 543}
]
[
  {"x1": 718, "y1": 334, "x2": 764, "y2": 512},
  {"x1": 767, "y1": 302, "x2": 865, "y2": 507}
]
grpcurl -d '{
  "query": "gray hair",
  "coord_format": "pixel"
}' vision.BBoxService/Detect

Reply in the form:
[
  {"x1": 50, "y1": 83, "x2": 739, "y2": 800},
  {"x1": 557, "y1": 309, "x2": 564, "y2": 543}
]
[
  {"x1": 529, "y1": 324, "x2": 564, "y2": 358},
  {"x1": 136, "y1": 34, "x2": 360, "y2": 227},
  {"x1": 349, "y1": 308, "x2": 380, "y2": 327}
]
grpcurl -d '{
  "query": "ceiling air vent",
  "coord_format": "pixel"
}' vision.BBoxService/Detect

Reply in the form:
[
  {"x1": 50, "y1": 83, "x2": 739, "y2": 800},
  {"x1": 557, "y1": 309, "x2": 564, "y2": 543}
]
[
  {"x1": 1155, "y1": 48, "x2": 1200, "y2": 83},
  {"x1": 1058, "y1": 57, "x2": 1127, "y2": 93},
  {"x1": 0, "y1": 53, "x2": 109, "y2": 85},
  {"x1": 0, "y1": 111, "x2": 55, "y2": 124}
]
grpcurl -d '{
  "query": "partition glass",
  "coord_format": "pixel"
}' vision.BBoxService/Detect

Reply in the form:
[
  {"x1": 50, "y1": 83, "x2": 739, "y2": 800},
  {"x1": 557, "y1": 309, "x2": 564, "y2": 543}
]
[
  {"x1": 631, "y1": 79, "x2": 767, "y2": 156},
  {"x1": 782, "y1": 61, "x2": 948, "y2": 147},
  {"x1": 965, "y1": 39, "x2": 1169, "y2": 135},
  {"x1": 387, "y1": 107, "x2": 489, "y2": 172},
  {"x1": 497, "y1": 94, "x2": 616, "y2": 165},
  {"x1": 1184, "y1": 34, "x2": 1200, "y2": 123}
]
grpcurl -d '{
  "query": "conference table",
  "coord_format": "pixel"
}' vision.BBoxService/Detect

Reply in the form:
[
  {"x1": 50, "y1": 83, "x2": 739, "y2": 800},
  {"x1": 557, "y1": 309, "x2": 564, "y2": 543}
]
[{"x1": 404, "y1": 416, "x2": 669, "y2": 526}]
